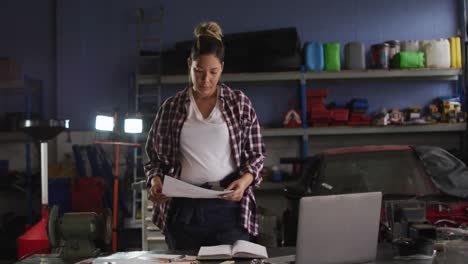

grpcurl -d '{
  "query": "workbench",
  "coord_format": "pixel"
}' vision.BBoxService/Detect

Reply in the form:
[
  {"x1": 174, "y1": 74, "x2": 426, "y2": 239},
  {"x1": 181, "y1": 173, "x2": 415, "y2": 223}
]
[{"x1": 15, "y1": 240, "x2": 468, "y2": 264}]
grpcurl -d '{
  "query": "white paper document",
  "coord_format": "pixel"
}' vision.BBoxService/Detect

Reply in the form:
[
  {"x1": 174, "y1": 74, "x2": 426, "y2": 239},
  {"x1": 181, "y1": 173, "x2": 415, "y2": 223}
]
[
  {"x1": 162, "y1": 176, "x2": 233, "y2": 198},
  {"x1": 92, "y1": 251, "x2": 197, "y2": 264}
]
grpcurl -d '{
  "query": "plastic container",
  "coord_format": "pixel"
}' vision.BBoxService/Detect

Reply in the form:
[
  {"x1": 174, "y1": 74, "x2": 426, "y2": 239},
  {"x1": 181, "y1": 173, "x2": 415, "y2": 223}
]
[
  {"x1": 425, "y1": 39, "x2": 450, "y2": 68},
  {"x1": 400, "y1": 40, "x2": 420, "y2": 52},
  {"x1": 392, "y1": 51, "x2": 425, "y2": 68},
  {"x1": 271, "y1": 165, "x2": 283, "y2": 182},
  {"x1": 344, "y1": 42, "x2": 366, "y2": 70},
  {"x1": 384, "y1": 40, "x2": 400, "y2": 62},
  {"x1": 448, "y1": 37, "x2": 462, "y2": 68},
  {"x1": 304, "y1": 42, "x2": 324, "y2": 71},
  {"x1": 419, "y1": 40, "x2": 431, "y2": 52},
  {"x1": 370, "y1": 43, "x2": 390, "y2": 69},
  {"x1": 323, "y1": 42, "x2": 341, "y2": 71}
]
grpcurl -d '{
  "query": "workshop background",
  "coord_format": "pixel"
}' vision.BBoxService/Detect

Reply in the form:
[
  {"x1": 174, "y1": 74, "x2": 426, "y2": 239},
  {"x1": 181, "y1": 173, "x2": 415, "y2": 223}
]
[{"x1": 0, "y1": 0, "x2": 466, "y2": 262}]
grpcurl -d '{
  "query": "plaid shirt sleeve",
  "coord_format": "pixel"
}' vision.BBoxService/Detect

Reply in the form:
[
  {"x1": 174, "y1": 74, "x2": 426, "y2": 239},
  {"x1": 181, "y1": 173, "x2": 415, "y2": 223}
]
[
  {"x1": 143, "y1": 98, "x2": 178, "y2": 188},
  {"x1": 238, "y1": 94, "x2": 266, "y2": 188}
]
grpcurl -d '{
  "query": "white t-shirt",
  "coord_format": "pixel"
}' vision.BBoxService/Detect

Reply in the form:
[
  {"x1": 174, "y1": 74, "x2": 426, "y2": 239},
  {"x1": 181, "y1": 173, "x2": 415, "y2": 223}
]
[{"x1": 179, "y1": 90, "x2": 236, "y2": 185}]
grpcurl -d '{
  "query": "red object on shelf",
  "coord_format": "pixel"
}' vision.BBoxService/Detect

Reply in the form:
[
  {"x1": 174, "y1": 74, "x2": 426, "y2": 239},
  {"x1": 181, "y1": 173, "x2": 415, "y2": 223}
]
[
  {"x1": 331, "y1": 109, "x2": 349, "y2": 123},
  {"x1": 312, "y1": 122, "x2": 330, "y2": 127},
  {"x1": 17, "y1": 216, "x2": 50, "y2": 260},
  {"x1": 283, "y1": 100, "x2": 302, "y2": 128},
  {"x1": 347, "y1": 110, "x2": 371, "y2": 126},
  {"x1": 308, "y1": 98, "x2": 325, "y2": 106},
  {"x1": 306, "y1": 89, "x2": 328, "y2": 97},
  {"x1": 284, "y1": 109, "x2": 302, "y2": 128}
]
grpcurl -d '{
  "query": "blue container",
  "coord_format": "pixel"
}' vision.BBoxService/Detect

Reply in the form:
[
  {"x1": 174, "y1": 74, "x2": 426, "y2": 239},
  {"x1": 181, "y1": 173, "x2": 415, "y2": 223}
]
[
  {"x1": 304, "y1": 42, "x2": 324, "y2": 71},
  {"x1": 48, "y1": 178, "x2": 71, "y2": 216}
]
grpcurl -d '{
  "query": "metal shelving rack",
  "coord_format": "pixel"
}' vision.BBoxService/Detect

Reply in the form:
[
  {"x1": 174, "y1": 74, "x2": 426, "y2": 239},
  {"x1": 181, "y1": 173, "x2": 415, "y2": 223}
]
[
  {"x1": 263, "y1": 123, "x2": 467, "y2": 137},
  {"x1": 138, "y1": 68, "x2": 465, "y2": 134},
  {"x1": 136, "y1": 68, "x2": 462, "y2": 85}
]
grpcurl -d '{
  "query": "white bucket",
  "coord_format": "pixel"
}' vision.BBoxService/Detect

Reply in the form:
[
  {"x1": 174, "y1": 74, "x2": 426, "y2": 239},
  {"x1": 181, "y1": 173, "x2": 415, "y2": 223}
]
[{"x1": 425, "y1": 39, "x2": 450, "y2": 68}]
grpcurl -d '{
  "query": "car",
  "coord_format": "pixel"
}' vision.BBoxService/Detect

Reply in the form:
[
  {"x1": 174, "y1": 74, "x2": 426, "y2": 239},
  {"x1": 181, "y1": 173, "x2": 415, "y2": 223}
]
[{"x1": 282, "y1": 145, "x2": 468, "y2": 246}]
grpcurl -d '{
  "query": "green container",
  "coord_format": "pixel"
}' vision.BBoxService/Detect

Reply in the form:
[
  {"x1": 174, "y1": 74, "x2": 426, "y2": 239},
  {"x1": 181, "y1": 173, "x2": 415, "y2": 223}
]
[
  {"x1": 324, "y1": 42, "x2": 341, "y2": 71},
  {"x1": 391, "y1": 51, "x2": 425, "y2": 68}
]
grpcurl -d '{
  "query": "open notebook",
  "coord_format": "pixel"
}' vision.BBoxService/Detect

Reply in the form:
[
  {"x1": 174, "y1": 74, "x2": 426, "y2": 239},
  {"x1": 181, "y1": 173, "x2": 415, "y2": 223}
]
[{"x1": 197, "y1": 240, "x2": 268, "y2": 260}]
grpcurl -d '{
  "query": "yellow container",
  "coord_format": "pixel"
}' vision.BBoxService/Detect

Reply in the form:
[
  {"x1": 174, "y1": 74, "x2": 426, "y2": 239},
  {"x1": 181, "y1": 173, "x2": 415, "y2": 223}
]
[
  {"x1": 449, "y1": 37, "x2": 462, "y2": 68},
  {"x1": 454, "y1": 36, "x2": 462, "y2": 68},
  {"x1": 449, "y1": 37, "x2": 456, "y2": 68}
]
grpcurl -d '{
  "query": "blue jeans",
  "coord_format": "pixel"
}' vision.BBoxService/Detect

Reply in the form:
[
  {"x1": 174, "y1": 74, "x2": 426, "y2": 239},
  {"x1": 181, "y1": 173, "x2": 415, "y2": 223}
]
[{"x1": 165, "y1": 198, "x2": 250, "y2": 250}]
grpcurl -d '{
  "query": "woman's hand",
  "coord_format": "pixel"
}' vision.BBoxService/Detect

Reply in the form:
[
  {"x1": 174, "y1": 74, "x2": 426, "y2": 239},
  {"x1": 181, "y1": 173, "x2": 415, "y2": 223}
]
[
  {"x1": 148, "y1": 176, "x2": 169, "y2": 204},
  {"x1": 221, "y1": 173, "x2": 253, "y2": 201}
]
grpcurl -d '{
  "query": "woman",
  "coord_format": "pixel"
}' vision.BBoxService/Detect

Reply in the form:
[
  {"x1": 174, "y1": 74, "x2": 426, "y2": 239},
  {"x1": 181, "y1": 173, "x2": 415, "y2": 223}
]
[{"x1": 144, "y1": 21, "x2": 266, "y2": 250}]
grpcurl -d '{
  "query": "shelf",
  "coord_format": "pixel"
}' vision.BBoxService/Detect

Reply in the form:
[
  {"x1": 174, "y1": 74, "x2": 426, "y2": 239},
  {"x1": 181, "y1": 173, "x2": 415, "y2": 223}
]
[
  {"x1": 136, "y1": 124, "x2": 465, "y2": 139},
  {"x1": 303, "y1": 68, "x2": 461, "y2": 81},
  {"x1": 305, "y1": 123, "x2": 466, "y2": 135},
  {"x1": 136, "y1": 68, "x2": 462, "y2": 85},
  {"x1": 262, "y1": 123, "x2": 466, "y2": 137},
  {"x1": 0, "y1": 132, "x2": 28, "y2": 143},
  {"x1": 262, "y1": 128, "x2": 305, "y2": 137}
]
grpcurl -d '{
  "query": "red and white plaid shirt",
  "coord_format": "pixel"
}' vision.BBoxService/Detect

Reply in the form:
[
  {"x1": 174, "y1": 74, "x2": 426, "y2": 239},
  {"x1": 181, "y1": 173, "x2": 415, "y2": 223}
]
[{"x1": 144, "y1": 83, "x2": 266, "y2": 236}]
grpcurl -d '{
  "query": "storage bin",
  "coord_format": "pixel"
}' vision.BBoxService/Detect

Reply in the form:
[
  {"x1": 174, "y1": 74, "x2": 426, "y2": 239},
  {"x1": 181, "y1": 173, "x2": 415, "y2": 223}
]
[
  {"x1": 392, "y1": 52, "x2": 425, "y2": 68},
  {"x1": 344, "y1": 42, "x2": 366, "y2": 70},
  {"x1": 425, "y1": 39, "x2": 450, "y2": 68},
  {"x1": 304, "y1": 42, "x2": 324, "y2": 71},
  {"x1": 323, "y1": 42, "x2": 341, "y2": 71},
  {"x1": 71, "y1": 177, "x2": 105, "y2": 214}
]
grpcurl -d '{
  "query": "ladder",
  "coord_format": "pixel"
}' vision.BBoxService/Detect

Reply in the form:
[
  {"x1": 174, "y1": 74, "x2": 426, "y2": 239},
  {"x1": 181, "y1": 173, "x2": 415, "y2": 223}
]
[
  {"x1": 131, "y1": 7, "x2": 168, "y2": 251},
  {"x1": 134, "y1": 7, "x2": 164, "y2": 114}
]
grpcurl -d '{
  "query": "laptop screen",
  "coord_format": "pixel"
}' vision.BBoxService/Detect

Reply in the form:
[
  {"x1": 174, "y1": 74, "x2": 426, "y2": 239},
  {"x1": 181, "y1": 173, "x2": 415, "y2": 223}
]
[{"x1": 295, "y1": 192, "x2": 382, "y2": 264}]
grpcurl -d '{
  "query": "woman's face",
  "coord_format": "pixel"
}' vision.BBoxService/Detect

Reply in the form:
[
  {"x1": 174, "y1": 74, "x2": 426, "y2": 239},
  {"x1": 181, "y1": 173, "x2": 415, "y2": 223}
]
[{"x1": 189, "y1": 54, "x2": 223, "y2": 98}]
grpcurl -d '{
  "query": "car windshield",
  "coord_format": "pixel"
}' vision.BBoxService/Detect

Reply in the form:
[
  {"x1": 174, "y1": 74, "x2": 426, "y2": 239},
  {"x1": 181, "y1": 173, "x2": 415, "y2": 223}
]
[{"x1": 317, "y1": 149, "x2": 440, "y2": 196}]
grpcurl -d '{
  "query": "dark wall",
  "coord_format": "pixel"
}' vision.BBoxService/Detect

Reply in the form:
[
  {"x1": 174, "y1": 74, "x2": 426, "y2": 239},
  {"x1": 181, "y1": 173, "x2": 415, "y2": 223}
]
[{"x1": 0, "y1": 0, "x2": 56, "y2": 119}]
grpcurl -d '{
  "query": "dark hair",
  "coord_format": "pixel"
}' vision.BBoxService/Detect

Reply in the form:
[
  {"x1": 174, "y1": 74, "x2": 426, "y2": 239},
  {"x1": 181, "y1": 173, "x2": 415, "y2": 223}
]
[{"x1": 190, "y1": 22, "x2": 224, "y2": 62}]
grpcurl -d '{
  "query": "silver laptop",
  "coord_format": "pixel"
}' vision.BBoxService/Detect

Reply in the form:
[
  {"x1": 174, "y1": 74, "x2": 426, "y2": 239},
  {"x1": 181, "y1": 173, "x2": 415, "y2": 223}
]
[{"x1": 295, "y1": 192, "x2": 382, "y2": 264}]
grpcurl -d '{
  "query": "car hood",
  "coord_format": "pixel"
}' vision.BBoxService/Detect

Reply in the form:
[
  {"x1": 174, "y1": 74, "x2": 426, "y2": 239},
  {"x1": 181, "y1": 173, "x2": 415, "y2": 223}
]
[{"x1": 414, "y1": 145, "x2": 468, "y2": 199}]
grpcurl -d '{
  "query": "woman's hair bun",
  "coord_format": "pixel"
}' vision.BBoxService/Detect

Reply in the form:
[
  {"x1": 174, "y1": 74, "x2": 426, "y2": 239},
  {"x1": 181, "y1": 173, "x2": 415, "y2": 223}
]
[{"x1": 194, "y1": 21, "x2": 223, "y2": 41}]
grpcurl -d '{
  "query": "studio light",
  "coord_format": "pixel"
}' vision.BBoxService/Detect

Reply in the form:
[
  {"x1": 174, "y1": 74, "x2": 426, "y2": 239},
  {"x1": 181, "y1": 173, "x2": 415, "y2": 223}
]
[
  {"x1": 124, "y1": 118, "x2": 143, "y2": 134},
  {"x1": 95, "y1": 114, "x2": 114, "y2": 132}
]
